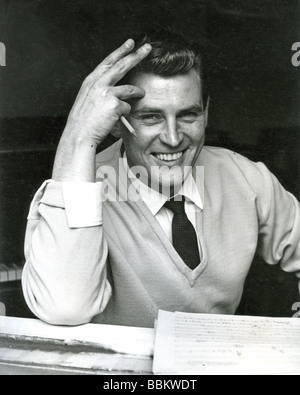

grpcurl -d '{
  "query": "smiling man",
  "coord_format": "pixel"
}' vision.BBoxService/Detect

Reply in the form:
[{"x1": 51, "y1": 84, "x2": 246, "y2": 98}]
[
  {"x1": 122, "y1": 68, "x2": 207, "y2": 195},
  {"x1": 22, "y1": 29, "x2": 300, "y2": 327}
]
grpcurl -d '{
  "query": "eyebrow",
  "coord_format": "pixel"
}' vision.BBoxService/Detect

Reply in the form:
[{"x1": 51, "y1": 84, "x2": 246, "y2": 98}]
[
  {"x1": 178, "y1": 105, "x2": 205, "y2": 114},
  {"x1": 132, "y1": 104, "x2": 205, "y2": 115}
]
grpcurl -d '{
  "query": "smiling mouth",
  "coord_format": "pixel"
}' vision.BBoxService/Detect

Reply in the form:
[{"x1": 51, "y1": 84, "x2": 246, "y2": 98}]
[{"x1": 152, "y1": 150, "x2": 186, "y2": 162}]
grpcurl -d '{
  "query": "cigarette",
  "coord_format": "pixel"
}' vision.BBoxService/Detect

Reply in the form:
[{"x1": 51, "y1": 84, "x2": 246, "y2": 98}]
[{"x1": 120, "y1": 116, "x2": 137, "y2": 137}]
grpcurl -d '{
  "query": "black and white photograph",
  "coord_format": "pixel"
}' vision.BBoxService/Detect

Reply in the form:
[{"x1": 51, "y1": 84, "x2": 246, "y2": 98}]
[{"x1": 0, "y1": 0, "x2": 300, "y2": 377}]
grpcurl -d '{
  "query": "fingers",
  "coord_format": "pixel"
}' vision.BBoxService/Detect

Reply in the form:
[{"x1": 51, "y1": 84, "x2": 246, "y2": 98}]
[
  {"x1": 108, "y1": 85, "x2": 145, "y2": 100},
  {"x1": 103, "y1": 43, "x2": 152, "y2": 85},
  {"x1": 92, "y1": 39, "x2": 135, "y2": 76},
  {"x1": 89, "y1": 41, "x2": 152, "y2": 86}
]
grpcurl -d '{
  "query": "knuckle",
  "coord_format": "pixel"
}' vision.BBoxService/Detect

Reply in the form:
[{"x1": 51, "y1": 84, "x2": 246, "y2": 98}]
[
  {"x1": 125, "y1": 85, "x2": 134, "y2": 94},
  {"x1": 101, "y1": 88, "x2": 108, "y2": 97},
  {"x1": 108, "y1": 96, "x2": 120, "y2": 110},
  {"x1": 82, "y1": 76, "x2": 99, "y2": 92},
  {"x1": 100, "y1": 87, "x2": 111, "y2": 98},
  {"x1": 83, "y1": 74, "x2": 95, "y2": 85},
  {"x1": 102, "y1": 55, "x2": 114, "y2": 67},
  {"x1": 82, "y1": 76, "x2": 92, "y2": 88},
  {"x1": 116, "y1": 59, "x2": 126, "y2": 73}
]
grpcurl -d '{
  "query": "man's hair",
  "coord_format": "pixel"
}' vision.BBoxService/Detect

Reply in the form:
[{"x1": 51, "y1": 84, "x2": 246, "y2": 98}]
[{"x1": 124, "y1": 29, "x2": 209, "y2": 107}]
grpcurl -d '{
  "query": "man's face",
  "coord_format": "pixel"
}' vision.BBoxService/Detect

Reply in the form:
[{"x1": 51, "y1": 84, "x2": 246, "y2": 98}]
[{"x1": 122, "y1": 68, "x2": 208, "y2": 195}]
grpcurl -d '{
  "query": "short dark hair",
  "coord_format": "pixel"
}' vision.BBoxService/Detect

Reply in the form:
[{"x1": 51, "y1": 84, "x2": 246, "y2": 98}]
[{"x1": 125, "y1": 29, "x2": 209, "y2": 107}]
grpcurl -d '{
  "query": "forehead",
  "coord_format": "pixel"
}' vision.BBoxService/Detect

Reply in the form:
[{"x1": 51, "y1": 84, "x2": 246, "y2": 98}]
[{"x1": 129, "y1": 69, "x2": 203, "y2": 110}]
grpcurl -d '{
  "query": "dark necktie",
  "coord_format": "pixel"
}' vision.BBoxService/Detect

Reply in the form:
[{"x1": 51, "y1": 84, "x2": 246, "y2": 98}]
[{"x1": 164, "y1": 196, "x2": 200, "y2": 270}]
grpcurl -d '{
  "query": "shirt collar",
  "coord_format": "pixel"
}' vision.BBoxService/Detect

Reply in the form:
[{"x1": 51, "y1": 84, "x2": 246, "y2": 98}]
[{"x1": 122, "y1": 152, "x2": 203, "y2": 216}]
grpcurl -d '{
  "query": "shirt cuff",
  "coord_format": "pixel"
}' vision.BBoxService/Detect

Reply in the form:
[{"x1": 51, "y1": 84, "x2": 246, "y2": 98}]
[{"x1": 62, "y1": 182, "x2": 103, "y2": 228}]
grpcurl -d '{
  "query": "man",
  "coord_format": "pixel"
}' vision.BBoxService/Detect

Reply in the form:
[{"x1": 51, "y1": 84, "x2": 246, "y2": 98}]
[{"x1": 22, "y1": 30, "x2": 300, "y2": 327}]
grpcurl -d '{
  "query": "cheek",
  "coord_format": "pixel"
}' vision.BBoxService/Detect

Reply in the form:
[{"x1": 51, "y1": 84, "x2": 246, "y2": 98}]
[{"x1": 184, "y1": 122, "x2": 206, "y2": 145}]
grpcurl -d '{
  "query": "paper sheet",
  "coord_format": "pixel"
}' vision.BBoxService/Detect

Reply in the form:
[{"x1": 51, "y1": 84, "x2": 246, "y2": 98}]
[{"x1": 153, "y1": 310, "x2": 300, "y2": 375}]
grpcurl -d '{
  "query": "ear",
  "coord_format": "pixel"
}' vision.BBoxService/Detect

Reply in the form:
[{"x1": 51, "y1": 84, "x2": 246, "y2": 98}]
[
  {"x1": 111, "y1": 121, "x2": 123, "y2": 138},
  {"x1": 204, "y1": 96, "x2": 210, "y2": 128}
]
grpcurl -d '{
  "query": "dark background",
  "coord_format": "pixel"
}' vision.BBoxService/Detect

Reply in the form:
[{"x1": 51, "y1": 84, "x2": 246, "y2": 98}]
[{"x1": 0, "y1": 0, "x2": 299, "y2": 317}]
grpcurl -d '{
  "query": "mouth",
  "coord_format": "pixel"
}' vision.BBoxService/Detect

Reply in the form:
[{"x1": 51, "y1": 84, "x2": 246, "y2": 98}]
[{"x1": 151, "y1": 149, "x2": 187, "y2": 164}]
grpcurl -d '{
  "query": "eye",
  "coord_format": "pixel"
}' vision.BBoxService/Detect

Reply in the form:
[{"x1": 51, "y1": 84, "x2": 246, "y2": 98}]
[
  {"x1": 183, "y1": 112, "x2": 197, "y2": 118},
  {"x1": 178, "y1": 111, "x2": 203, "y2": 122},
  {"x1": 141, "y1": 114, "x2": 158, "y2": 120},
  {"x1": 139, "y1": 114, "x2": 163, "y2": 124}
]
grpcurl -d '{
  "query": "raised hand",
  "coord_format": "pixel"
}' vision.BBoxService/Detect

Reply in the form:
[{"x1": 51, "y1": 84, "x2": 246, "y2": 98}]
[
  {"x1": 66, "y1": 40, "x2": 151, "y2": 145},
  {"x1": 52, "y1": 40, "x2": 151, "y2": 182}
]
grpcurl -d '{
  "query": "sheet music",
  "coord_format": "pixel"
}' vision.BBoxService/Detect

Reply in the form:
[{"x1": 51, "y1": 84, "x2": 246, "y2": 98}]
[{"x1": 153, "y1": 310, "x2": 300, "y2": 375}]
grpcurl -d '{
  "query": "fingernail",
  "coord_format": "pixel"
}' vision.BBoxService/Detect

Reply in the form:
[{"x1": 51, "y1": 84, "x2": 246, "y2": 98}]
[
  {"x1": 125, "y1": 39, "x2": 135, "y2": 48},
  {"x1": 143, "y1": 43, "x2": 152, "y2": 52}
]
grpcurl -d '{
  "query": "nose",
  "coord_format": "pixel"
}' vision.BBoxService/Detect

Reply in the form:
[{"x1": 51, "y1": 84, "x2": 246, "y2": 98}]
[{"x1": 159, "y1": 119, "x2": 184, "y2": 147}]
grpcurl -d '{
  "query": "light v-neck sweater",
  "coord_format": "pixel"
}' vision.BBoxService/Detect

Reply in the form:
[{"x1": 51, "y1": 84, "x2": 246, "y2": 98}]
[{"x1": 22, "y1": 141, "x2": 300, "y2": 327}]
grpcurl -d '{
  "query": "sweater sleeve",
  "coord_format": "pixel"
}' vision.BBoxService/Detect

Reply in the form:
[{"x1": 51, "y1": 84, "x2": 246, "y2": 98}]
[
  {"x1": 255, "y1": 163, "x2": 300, "y2": 277},
  {"x1": 22, "y1": 180, "x2": 112, "y2": 326}
]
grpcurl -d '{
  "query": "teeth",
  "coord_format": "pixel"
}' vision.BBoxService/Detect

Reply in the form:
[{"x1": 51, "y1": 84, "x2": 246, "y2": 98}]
[{"x1": 155, "y1": 152, "x2": 183, "y2": 161}]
